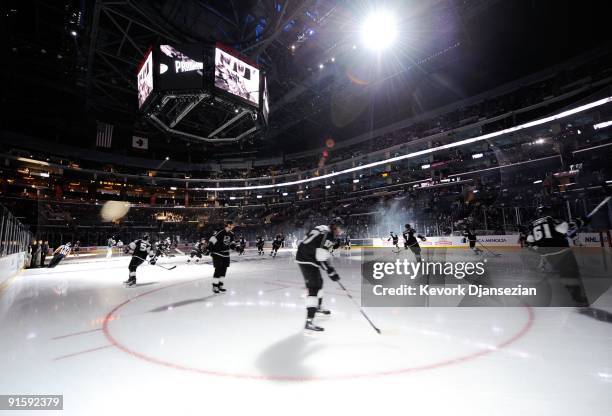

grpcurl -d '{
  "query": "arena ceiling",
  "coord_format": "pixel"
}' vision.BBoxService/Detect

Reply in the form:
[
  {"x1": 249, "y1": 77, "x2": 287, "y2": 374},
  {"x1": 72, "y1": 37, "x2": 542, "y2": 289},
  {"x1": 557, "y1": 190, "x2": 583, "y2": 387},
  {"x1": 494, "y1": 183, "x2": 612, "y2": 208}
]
[{"x1": 2, "y1": 0, "x2": 609, "y2": 158}]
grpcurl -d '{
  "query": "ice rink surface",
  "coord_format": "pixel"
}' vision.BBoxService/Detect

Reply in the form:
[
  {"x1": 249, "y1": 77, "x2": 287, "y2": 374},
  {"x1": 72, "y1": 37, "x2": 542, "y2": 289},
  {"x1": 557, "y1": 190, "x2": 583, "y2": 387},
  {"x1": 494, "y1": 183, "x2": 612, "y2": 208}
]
[{"x1": 1, "y1": 248, "x2": 612, "y2": 416}]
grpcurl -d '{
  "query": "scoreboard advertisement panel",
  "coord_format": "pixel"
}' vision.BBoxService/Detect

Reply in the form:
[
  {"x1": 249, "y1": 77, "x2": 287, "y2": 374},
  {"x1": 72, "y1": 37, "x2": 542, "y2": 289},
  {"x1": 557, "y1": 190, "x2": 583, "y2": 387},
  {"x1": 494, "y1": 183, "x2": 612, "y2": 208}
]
[
  {"x1": 214, "y1": 45, "x2": 260, "y2": 107},
  {"x1": 137, "y1": 49, "x2": 154, "y2": 109}
]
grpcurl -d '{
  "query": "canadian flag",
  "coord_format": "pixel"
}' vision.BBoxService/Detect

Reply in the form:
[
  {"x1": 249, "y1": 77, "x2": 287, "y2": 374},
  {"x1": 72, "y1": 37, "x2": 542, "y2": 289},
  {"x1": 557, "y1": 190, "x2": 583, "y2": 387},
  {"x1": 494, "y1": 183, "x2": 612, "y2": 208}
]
[{"x1": 132, "y1": 136, "x2": 148, "y2": 150}]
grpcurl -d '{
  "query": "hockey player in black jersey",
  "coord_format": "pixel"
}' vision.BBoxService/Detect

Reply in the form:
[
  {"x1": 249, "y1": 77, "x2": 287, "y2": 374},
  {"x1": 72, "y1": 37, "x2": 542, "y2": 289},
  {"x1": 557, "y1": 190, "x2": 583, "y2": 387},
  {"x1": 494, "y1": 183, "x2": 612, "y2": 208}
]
[
  {"x1": 295, "y1": 218, "x2": 342, "y2": 331},
  {"x1": 237, "y1": 235, "x2": 246, "y2": 255},
  {"x1": 154, "y1": 237, "x2": 172, "y2": 258},
  {"x1": 123, "y1": 234, "x2": 155, "y2": 287},
  {"x1": 187, "y1": 238, "x2": 207, "y2": 263},
  {"x1": 463, "y1": 229, "x2": 482, "y2": 255},
  {"x1": 518, "y1": 225, "x2": 529, "y2": 248},
  {"x1": 256, "y1": 235, "x2": 265, "y2": 256},
  {"x1": 388, "y1": 231, "x2": 400, "y2": 253},
  {"x1": 403, "y1": 224, "x2": 426, "y2": 261},
  {"x1": 526, "y1": 205, "x2": 588, "y2": 305},
  {"x1": 270, "y1": 233, "x2": 284, "y2": 258},
  {"x1": 208, "y1": 221, "x2": 237, "y2": 293}
]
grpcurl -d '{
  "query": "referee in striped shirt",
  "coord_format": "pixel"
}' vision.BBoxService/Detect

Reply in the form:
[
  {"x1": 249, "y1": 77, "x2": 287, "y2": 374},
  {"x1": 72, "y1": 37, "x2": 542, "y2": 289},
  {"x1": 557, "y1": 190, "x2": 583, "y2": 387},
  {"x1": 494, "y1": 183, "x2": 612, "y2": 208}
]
[{"x1": 48, "y1": 242, "x2": 72, "y2": 268}]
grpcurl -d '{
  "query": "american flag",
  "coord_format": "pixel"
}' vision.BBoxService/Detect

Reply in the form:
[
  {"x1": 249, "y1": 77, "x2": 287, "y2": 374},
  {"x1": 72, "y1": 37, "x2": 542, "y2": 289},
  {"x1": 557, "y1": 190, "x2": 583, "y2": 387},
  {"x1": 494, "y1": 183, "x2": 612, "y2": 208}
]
[{"x1": 96, "y1": 121, "x2": 114, "y2": 148}]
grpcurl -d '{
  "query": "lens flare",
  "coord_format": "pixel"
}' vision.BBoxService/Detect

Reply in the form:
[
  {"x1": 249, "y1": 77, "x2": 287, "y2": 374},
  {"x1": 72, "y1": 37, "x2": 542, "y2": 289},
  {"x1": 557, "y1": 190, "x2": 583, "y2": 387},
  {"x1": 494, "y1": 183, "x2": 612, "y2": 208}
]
[{"x1": 360, "y1": 10, "x2": 398, "y2": 51}]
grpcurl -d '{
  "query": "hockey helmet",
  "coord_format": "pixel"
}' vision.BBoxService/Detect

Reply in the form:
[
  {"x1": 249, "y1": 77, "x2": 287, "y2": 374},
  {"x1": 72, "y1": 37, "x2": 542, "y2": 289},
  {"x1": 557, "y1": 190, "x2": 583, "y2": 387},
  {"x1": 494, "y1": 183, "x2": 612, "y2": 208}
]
[
  {"x1": 536, "y1": 205, "x2": 553, "y2": 216},
  {"x1": 330, "y1": 217, "x2": 344, "y2": 227}
]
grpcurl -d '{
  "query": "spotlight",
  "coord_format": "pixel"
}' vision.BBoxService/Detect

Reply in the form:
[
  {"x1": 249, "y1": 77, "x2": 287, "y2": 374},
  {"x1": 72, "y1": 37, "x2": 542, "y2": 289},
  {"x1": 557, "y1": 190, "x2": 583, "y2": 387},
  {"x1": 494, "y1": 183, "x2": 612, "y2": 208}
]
[
  {"x1": 360, "y1": 10, "x2": 398, "y2": 50},
  {"x1": 70, "y1": 30, "x2": 77, "y2": 37},
  {"x1": 319, "y1": 63, "x2": 324, "y2": 69},
  {"x1": 331, "y1": 57, "x2": 335, "y2": 62},
  {"x1": 165, "y1": 156, "x2": 170, "y2": 160},
  {"x1": 234, "y1": 108, "x2": 239, "y2": 113},
  {"x1": 291, "y1": 44, "x2": 296, "y2": 50}
]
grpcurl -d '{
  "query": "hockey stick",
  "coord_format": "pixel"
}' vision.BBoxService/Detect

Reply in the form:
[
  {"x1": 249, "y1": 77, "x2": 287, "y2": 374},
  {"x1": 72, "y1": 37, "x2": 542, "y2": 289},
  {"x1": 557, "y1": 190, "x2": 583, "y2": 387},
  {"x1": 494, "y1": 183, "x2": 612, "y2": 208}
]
[
  {"x1": 336, "y1": 281, "x2": 381, "y2": 334},
  {"x1": 587, "y1": 196, "x2": 611, "y2": 219},
  {"x1": 133, "y1": 256, "x2": 177, "y2": 271},
  {"x1": 476, "y1": 240, "x2": 502, "y2": 257}
]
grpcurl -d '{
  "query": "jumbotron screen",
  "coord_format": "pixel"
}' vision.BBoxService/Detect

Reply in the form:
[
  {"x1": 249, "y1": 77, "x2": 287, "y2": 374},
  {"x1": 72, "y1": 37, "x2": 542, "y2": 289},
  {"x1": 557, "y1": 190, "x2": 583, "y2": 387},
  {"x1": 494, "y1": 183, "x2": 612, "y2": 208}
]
[
  {"x1": 158, "y1": 44, "x2": 204, "y2": 91},
  {"x1": 137, "y1": 49, "x2": 154, "y2": 109},
  {"x1": 214, "y1": 46, "x2": 260, "y2": 106},
  {"x1": 262, "y1": 76, "x2": 269, "y2": 124}
]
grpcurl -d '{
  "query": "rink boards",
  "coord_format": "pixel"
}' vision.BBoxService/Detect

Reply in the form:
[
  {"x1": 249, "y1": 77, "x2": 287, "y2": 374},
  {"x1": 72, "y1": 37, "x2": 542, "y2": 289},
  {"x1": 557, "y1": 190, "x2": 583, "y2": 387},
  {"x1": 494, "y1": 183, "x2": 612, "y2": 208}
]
[{"x1": 353, "y1": 232, "x2": 611, "y2": 249}]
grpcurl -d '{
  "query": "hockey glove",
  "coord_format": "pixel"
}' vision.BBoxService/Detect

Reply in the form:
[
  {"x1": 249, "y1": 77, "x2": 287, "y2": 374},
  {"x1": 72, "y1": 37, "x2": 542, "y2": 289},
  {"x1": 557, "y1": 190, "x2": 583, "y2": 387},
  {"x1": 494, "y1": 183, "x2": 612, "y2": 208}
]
[
  {"x1": 420, "y1": 236, "x2": 427, "y2": 242},
  {"x1": 328, "y1": 270, "x2": 340, "y2": 281}
]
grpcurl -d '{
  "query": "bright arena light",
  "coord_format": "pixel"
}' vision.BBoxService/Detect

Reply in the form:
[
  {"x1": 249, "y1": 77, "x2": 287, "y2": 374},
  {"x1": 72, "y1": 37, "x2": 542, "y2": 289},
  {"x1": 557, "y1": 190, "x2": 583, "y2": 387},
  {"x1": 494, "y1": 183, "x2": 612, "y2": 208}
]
[{"x1": 360, "y1": 10, "x2": 398, "y2": 50}]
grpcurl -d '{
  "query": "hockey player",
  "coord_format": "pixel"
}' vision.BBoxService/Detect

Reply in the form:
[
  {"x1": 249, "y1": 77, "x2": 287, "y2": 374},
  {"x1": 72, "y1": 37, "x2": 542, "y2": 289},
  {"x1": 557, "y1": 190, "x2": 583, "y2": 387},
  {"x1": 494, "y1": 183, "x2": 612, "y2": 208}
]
[
  {"x1": 295, "y1": 218, "x2": 342, "y2": 332},
  {"x1": 256, "y1": 235, "x2": 265, "y2": 256},
  {"x1": 208, "y1": 221, "x2": 237, "y2": 293},
  {"x1": 344, "y1": 235, "x2": 351, "y2": 251},
  {"x1": 291, "y1": 235, "x2": 298, "y2": 250},
  {"x1": 237, "y1": 235, "x2": 246, "y2": 255},
  {"x1": 388, "y1": 231, "x2": 400, "y2": 253},
  {"x1": 123, "y1": 234, "x2": 155, "y2": 287},
  {"x1": 187, "y1": 238, "x2": 207, "y2": 263},
  {"x1": 526, "y1": 205, "x2": 588, "y2": 306},
  {"x1": 270, "y1": 233, "x2": 284, "y2": 258},
  {"x1": 48, "y1": 242, "x2": 72, "y2": 268},
  {"x1": 73, "y1": 240, "x2": 80, "y2": 256},
  {"x1": 116, "y1": 240, "x2": 124, "y2": 256},
  {"x1": 463, "y1": 228, "x2": 482, "y2": 255},
  {"x1": 517, "y1": 226, "x2": 529, "y2": 248},
  {"x1": 106, "y1": 236, "x2": 116, "y2": 258},
  {"x1": 403, "y1": 224, "x2": 426, "y2": 261},
  {"x1": 154, "y1": 237, "x2": 172, "y2": 258}
]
